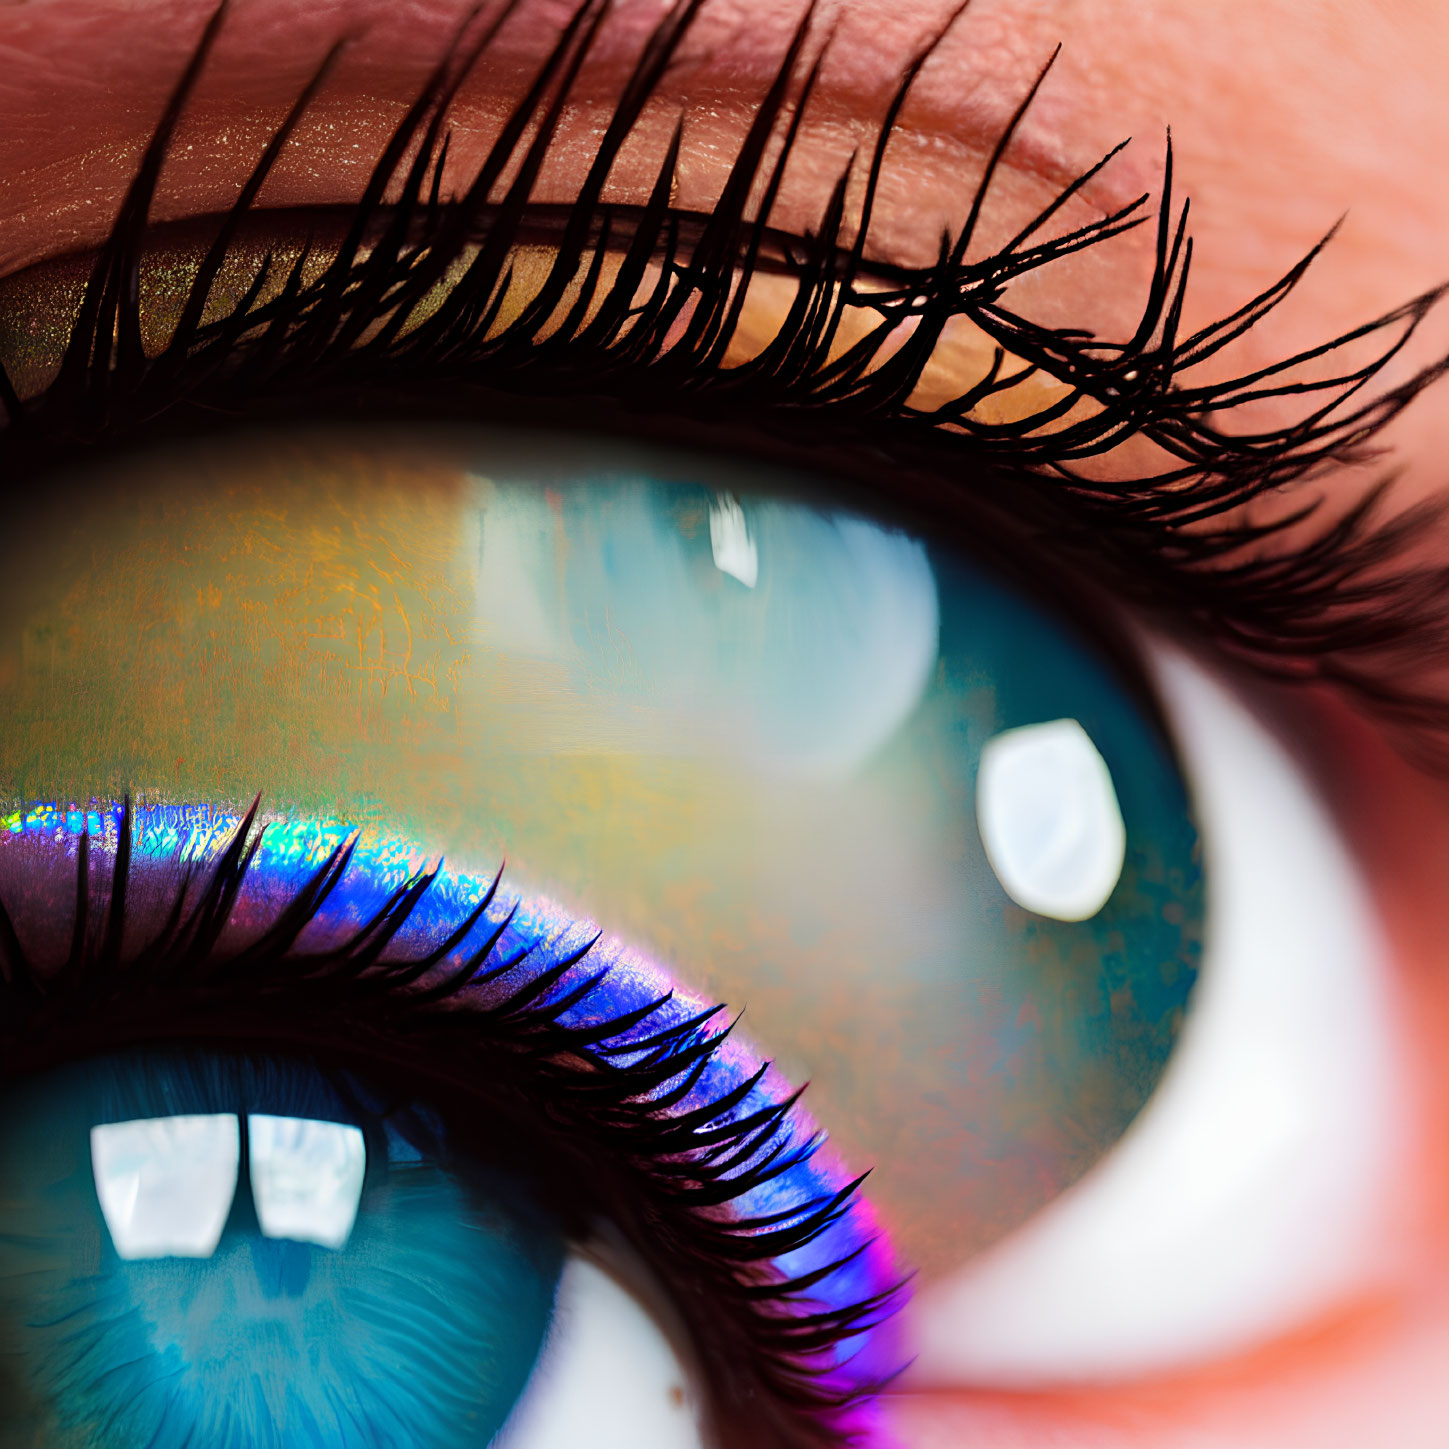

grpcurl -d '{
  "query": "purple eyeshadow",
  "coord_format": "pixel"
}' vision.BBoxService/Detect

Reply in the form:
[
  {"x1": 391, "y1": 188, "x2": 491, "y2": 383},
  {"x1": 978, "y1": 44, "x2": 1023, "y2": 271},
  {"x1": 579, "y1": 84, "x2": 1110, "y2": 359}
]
[{"x1": 1, "y1": 798, "x2": 903, "y2": 1428}]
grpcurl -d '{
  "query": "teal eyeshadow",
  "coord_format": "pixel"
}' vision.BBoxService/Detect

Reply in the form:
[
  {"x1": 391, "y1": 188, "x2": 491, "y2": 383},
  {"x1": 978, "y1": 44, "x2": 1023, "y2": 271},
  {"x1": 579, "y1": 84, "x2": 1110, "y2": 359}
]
[{"x1": 0, "y1": 1050, "x2": 564, "y2": 1448}]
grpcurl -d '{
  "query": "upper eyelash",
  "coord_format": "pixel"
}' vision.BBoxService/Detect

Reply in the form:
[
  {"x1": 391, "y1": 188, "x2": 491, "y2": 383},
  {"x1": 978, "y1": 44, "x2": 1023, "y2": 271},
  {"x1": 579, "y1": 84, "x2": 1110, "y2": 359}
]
[
  {"x1": 3, "y1": 0, "x2": 1449, "y2": 748},
  {"x1": 0, "y1": 795, "x2": 900, "y2": 1449}
]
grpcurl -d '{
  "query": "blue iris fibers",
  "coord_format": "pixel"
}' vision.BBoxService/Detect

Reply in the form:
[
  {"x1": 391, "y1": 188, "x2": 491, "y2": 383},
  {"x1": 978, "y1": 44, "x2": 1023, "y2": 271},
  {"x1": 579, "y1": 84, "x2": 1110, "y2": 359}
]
[{"x1": 0, "y1": 1050, "x2": 564, "y2": 1448}]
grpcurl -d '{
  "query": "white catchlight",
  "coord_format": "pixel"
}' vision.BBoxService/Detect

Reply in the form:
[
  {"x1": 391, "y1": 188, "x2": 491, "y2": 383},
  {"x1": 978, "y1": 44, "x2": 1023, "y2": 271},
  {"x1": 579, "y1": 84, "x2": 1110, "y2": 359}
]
[
  {"x1": 91, "y1": 1114, "x2": 241, "y2": 1260},
  {"x1": 248, "y1": 1115, "x2": 366, "y2": 1251},
  {"x1": 976, "y1": 718, "x2": 1126, "y2": 921},
  {"x1": 708, "y1": 493, "x2": 759, "y2": 588}
]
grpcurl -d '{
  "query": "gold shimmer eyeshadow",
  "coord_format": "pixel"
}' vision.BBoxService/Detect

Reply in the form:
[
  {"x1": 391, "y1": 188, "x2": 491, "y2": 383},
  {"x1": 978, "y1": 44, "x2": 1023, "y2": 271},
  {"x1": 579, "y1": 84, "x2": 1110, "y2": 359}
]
[{"x1": 0, "y1": 214, "x2": 1085, "y2": 432}]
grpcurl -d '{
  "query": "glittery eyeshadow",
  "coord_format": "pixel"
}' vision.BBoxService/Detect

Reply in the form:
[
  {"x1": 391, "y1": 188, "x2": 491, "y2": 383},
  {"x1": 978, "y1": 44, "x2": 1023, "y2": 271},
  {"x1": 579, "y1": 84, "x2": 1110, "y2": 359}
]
[{"x1": 0, "y1": 797, "x2": 903, "y2": 1405}]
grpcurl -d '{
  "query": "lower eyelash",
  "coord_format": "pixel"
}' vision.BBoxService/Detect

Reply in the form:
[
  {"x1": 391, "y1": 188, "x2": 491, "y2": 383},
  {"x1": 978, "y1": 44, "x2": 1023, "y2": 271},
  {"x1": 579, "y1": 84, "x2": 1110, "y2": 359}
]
[{"x1": 0, "y1": 797, "x2": 901, "y2": 1448}]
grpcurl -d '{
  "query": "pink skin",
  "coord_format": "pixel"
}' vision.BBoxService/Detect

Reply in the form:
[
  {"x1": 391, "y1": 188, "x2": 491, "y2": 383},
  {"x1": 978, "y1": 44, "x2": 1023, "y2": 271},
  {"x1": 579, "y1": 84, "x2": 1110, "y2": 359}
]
[{"x1": 5, "y1": 0, "x2": 1449, "y2": 1443}]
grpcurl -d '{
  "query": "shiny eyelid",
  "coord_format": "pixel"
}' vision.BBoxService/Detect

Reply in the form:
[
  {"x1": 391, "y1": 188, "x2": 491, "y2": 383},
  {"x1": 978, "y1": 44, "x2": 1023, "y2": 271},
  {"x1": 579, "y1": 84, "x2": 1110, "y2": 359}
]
[{"x1": 5, "y1": 2, "x2": 1449, "y2": 752}]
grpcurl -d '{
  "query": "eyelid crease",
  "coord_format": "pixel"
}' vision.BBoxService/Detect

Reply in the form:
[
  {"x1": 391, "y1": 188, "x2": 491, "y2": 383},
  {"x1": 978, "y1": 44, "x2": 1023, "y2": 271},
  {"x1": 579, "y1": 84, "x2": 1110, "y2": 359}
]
[{"x1": 6, "y1": 0, "x2": 1449, "y2": 762}]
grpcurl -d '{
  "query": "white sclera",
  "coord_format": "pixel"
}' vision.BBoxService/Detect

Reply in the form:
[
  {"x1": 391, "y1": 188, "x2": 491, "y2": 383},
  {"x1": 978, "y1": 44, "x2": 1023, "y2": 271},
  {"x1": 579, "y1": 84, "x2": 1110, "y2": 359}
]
[
  {"x1": 91, "y1": 1114, "x2": 241, "y2": 1260},
  {"x1": 708, "y1": 493, "x2": 759, "y2": 588},
  {"x1": 247, "y1": 1114, "x2": 366, "y2": 1250},
  {"x1": 497, "y1": 1256, "x2": 706, "y2": 1449},
  {"x1": 976, "y1": 717, "x2": 1126, "y2": 922}
]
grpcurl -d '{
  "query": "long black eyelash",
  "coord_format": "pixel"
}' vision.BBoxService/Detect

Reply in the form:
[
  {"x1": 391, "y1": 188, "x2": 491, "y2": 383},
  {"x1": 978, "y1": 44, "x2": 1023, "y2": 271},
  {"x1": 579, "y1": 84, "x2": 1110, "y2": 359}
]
[
  {"x1": 0, "y1": 798, "x2": 898, "y2": 1448},
  {"x1": 5, "y1": 1, "x2": 1449, "y2": 748}
]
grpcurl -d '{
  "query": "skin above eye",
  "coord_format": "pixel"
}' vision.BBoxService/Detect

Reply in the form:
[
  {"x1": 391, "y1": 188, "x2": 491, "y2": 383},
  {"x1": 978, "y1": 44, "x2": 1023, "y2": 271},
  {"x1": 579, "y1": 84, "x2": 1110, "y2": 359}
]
[{"x1": 4, "y1": 1, "x2": 1449, "y2": 1447}]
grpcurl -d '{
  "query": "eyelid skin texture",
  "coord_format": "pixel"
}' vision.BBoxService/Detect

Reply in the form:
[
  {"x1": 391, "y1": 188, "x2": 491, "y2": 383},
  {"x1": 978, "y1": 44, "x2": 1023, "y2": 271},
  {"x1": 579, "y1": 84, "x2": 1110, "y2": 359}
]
[
  {"x1": 908, "y1": 642, "x2": 1409, "y2": 1384},
  {"x1": 0, "y1": 0, "x2": 1103, "y2": 278}
]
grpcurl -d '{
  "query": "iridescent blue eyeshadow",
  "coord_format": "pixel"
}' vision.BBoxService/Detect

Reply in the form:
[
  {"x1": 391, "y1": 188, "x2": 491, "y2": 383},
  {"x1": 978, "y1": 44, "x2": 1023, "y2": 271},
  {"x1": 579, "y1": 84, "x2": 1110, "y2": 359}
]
[{"x1": 0, "y1": 802, "x2": 901, "y2": 1428}]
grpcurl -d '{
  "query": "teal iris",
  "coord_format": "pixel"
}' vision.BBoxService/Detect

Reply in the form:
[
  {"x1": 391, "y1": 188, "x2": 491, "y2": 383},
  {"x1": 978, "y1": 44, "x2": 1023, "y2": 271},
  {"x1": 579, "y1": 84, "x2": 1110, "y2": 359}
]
[
  {"x1": 924, "y1": 542, "x2": 1202, "y2": 1158},
  {"x1": 0, "y1": 1051, "x2": 564, "y2": 1448}
]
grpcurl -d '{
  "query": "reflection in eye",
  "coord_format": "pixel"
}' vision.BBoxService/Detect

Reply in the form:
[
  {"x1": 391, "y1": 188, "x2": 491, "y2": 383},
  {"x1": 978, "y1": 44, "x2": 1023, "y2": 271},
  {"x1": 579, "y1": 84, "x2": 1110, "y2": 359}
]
[
  {"x1": 91, "y1": 1112, "x2": 241, "y2": 1259},
  {"x1": 708, "y1": 494, "x2": 760, "y2": 590},
  {"x1": 913, "y1": 647, "x2": 1407, "y2": 1382},
  {"x1": 471, "y1": 469, "x2": 940, "y2": 777},
  {"x1": 3, "y1": 429, "x2": 1208, "y2": 1263},
  {"x1": 92, "y1": 1110, "x2": 367, "y2": 1256},
  {"x1": 975, "y1": 718, "x2": 1127, "y2": 923},
  {"x1": 246, "y1": 1114, "x2": 366, "y2": 1249}
]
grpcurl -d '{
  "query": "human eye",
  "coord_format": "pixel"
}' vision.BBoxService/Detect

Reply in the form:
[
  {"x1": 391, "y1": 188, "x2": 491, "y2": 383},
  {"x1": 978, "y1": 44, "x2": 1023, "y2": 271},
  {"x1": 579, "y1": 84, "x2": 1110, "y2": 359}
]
[{"x1": 3, "y1": 2, "x2": 1449, "y2": 1446}]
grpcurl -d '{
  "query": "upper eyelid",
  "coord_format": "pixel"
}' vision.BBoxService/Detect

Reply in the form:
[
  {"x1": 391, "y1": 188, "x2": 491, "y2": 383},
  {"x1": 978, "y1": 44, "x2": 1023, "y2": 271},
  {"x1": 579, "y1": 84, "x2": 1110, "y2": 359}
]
[
  {"x1": 7, "y1": 0, "x2": 1449, "y2": 765},
  {"x1": 0, "y1": 0, "x2": 1080, "y2": 276},
  {"x1": 0, "y1": 0, "x2": 1416, "y2": 460}
]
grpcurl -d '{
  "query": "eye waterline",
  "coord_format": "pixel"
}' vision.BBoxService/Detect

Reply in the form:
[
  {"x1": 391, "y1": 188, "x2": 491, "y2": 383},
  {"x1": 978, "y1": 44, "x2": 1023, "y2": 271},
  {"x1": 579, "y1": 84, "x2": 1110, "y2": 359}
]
[{"x1": 0, "y1": 797, "x2": 903, "y2": 1423}]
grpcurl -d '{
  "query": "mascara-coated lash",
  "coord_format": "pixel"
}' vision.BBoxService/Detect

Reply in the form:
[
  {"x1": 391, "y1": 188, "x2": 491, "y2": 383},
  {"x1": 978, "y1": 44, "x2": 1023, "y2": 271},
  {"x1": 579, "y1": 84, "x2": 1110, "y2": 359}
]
[
  {"x1": 3, "y1": 0, "x2": 1449, "y2": 750},
  {"x1": 0, "y1": 799, "x2": 900, "y2": 1448}
]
